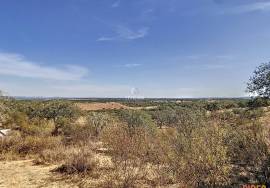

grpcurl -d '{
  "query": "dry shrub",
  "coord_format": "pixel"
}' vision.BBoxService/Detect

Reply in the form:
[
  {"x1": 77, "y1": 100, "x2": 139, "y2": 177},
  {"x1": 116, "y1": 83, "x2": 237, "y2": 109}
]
[
  {"x1": 169, "y1": 124, "x2": 231, "y2": 186},
  {"x1": 20, "y1": 118, "x2": 55, "y2": 136},
  {"x1": 35, "y1": 141, "x2": 97, "y2": 165},
  {"x1": 85, "y1": 112, "x2": 111, "y2": 137},
  {"x1": 16, "y1": 135, "x2": 62, "y2": 155},
  {"x1": 260, "y1": 156, "x2": 270, "y2": 184},
  {"x1": 152, "y1": 108, "x2": 232, "y2": 187},
  {"x1": 225, "y1": 121, "x2": 268, "y2": 166},
  {"x1": 0, "y1": 131, "x2": 22, "y2": 159},
  {"x1": 55, "y1": 147, "x2": 98, "y2": 175},
  {"x1": 34, "y1": 144, "x2": 67, "y2": 165},
  {"x1": 102, "y1": 122, "x2": 156, "y2": 187},
  {"x1": 0, "y1": 131, "x2": 62, "y2": 159}
]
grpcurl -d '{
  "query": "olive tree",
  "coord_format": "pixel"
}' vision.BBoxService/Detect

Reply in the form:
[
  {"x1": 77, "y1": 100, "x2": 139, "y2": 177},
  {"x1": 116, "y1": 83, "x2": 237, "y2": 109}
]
[{"x1": 247, "y1": 62, "x2": 270, "y2": 98}]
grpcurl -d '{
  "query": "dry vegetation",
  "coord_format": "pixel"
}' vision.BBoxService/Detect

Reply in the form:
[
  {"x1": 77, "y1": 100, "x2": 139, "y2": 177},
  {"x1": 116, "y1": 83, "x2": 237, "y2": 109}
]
[{"x1": 0, "y1": 99, "x2": 270, "y2": 187}]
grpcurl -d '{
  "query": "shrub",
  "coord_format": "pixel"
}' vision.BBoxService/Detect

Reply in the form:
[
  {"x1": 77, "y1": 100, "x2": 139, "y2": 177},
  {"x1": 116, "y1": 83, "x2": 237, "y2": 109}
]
[
  {"x1": 117, "y1": 110, "x2": 156, "y2": 136},
  {"x1": 164, "y1": 109, "x2": 231, "y2": 186},
  {"x1": 150, "y1": 107, "x2": 177, "y2": 128},
  {"x1": 260, "y1": 156, "x2": 270, "y2": 184},
  {"x1": 205, "y1": 102, "x2": 222, "y2": 111},
  {"x1": 224, "y1": 121, "x2": 268, "y2": 166},
  {"x1": 0, "y1": 132, "x2": 62, "y2": 158},
  {"x1": 34, "y1": 141, "x2": 97, "y2": 165},
  {"x1": 248, "y1": 97, "x2": 270, "y2": 108},
  {"x1": 16, "y1": 135, "x2": 62, "y2": 155},
  {"x1": 55, "y1": 147, "x2": 98, "y2": 175},
  {"x1": 102, "y1": 120, "x2": 157, "y2": 187},
  {"x1": 85, "y1": 112, "x2": 111, "y2": 137},
  {"x1": 0, "y1": 131, "x2": 23, "y2": 159}
]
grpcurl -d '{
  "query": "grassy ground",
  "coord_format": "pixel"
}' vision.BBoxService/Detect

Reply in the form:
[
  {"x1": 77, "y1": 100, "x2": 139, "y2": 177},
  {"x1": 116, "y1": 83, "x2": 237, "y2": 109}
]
[{"x1": 0, "y1": 160, "x2": 76, "y2": 188}]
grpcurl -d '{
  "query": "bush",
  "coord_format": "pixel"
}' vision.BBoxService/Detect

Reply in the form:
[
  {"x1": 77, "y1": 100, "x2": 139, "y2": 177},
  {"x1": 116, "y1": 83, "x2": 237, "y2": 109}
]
[
  {"x1": 150, "y1": 107, "x2": 177, "y2": 128},
  {"x1": 248, "y1": 97, "x2": 270, "y2": 108},
  {"x1": 225, "y1": 121, "x2": 268, "y2": 166},
  {"x1": 85, "y1": 112, "x2": 111, "y2": 137},
  {"x1": 55, "y1": 147, "x2": 98, "y2": 175},
  {"x1": 34, "y1": 141, "x2": 97, "y2": 165},
  {"x1": 0, "y1": 132, "x2": 62, "y2": 158},
  {"x1": 117, "y1": 110, "x2": 156, "y2": 136},
  {"x1": 163, "y1": 108, "x2": 231, "y2": 186},
  {"x1": 205, "y1": 102, "x2": 222, "y2": 111},
  {"x1": 102, "y1": 120, "x2": 157, "y2": 187}
]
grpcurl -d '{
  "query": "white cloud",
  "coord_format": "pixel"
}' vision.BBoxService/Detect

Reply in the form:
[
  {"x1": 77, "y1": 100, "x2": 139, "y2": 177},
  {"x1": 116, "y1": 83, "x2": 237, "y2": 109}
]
[
  {"x1": 223, "y1": 2, "x2": 270, "y2": 14},
  {"x1": 123, "y1": 63, "x2": 142, "y2": 68},
  {"x1": 97, "y1": 36, "x2": 115, "y2": 41},
  {"x1": 98, "y1": 25, "x2": 149, "y2": 41},
  {"x1": 111, "y1": 1, "x2": 120, "y2": 8},
  {"x1": 0, "y1": 52, "x2": 88, "y2": 80},
  {"x1": 117, "y1": 26, "x2": 148, "y2": 40}
]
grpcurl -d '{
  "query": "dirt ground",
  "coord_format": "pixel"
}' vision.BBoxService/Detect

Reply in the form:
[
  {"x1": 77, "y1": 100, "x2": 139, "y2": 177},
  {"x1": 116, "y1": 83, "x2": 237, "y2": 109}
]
[
  {"x1": 76, "y1": 102, "x2": 157, "y2": 111},
  {"x1": 0, "y1": 160, "x2": 77, "y2": 188}
]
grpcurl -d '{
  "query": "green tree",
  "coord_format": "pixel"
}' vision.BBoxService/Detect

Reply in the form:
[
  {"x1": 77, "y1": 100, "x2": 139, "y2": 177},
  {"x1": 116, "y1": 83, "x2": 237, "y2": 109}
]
[{"x1": 247, "y1": 62, "x2": 270, "y2": 97}]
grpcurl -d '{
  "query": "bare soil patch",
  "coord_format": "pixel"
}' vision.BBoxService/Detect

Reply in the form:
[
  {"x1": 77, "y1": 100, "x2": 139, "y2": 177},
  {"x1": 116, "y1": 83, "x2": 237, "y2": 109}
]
[{"x1": 77, "y1": 102, "x2": 157, "y2": 111}]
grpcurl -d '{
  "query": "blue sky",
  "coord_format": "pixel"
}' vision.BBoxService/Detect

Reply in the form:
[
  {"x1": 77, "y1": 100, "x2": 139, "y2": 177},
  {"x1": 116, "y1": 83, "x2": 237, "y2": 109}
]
[{"x1": 0, "y1": 0, "x2": 270, "y2": 98}]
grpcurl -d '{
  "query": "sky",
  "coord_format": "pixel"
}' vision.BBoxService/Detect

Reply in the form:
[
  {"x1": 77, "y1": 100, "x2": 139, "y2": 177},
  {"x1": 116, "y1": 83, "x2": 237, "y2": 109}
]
[{"x1": 0, "y1": 0, "x2": 270, "y2": 98}]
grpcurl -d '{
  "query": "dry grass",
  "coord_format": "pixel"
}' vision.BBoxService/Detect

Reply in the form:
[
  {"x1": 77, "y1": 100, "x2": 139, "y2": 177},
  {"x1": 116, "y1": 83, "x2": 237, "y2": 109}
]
[
  {"x1": 0, "y1": 160, "x2": 76, "y2": 188},
  {"x1": 55, "y1": 149, "x2": 98, "y2": 175}
]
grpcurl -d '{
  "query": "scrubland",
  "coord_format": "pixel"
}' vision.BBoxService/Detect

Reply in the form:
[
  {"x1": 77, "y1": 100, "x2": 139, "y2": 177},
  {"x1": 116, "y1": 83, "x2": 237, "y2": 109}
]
[{"x1": 0, "y1": 98, "x2": 270, "y2": 187}]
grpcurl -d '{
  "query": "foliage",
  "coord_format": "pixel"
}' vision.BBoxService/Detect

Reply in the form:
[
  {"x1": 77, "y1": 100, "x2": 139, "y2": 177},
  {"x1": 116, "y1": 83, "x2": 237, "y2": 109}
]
[
  {"x1": 0, "y1": 131, "x2": 62, "y2": 158},
  {"x1": 117, "y1": 110, "x2": 156, "y2": 135},
  {"x1": 150, "y1": 106, "x2": 177, "y2": 128},
  {"x1": 247, "y1": 97, "x2": 270, "y2": 108},
  {"x1": 162, "y1": 108, "x2": 231, "y2": 186},
  {"x1": 102, "y1": 117, "x2": 157, "y2": 187},
  {"x1": 247, "y1": 62, "x2": 270, "y2": 97},
  {"x1": 85, "y1": 112, "x2": 111, "y2": 137}
]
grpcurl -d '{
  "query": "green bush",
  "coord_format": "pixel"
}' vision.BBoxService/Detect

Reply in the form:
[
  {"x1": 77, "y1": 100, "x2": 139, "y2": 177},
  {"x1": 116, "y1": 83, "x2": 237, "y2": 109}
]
[
  {"x1": 150, "y1": 107, "x2": 177, "y2": 128},
  {"x1": 248, "y1": 97, "x2": 270, "y2": 108},
  {"x1": 85, "y1": 112, "x2": 111, "y2": 137},
  {"x1": 118, "y1": 110, "x2": 156, "y2": 135}
]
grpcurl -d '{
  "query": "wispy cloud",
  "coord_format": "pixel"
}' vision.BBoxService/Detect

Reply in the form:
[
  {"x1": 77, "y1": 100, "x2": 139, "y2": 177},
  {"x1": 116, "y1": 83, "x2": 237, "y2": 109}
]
[
  {"x1": 111, "y1": 1, "x2": 120, "y2": 8},
  {"x1": 123, "y1": 63, "x2": 142, "y2": 68},
  {"x1": 186, "y1": 54, "x2": 233, "y2": 60},
  {"x1": 0, "y1": 52, "x2": 88, "y2": 80},
  {"x1": 219, "y1": 1, "x2": 270, "y2": 14},
  {"x1": 140, "y1": 8, "x2": 156, "y2": 21},
  {"x1": 97, "y1": 36, "x2": 115, "y2": 41},
  {"x1": 97, "y1": 25, "x2": 149, "y2": 41}
]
